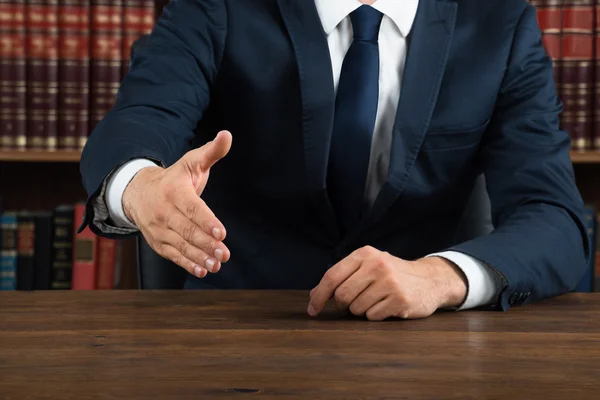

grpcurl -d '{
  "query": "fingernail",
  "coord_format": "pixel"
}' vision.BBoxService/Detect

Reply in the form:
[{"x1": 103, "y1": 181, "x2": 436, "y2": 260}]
[
  {"x1": 194, "y1": 266, "x2": 203, "y2": 277},
  {"x1": 307, "y1": 304, "x2": 316, "y2": 316},
  {"x1": 205, "y1": 258, "x2": 215, "y2": 272},
  {"x1": 214, "y1": 248, "x2": 224, "y2": 262},
  {"x1": 212, "y1": 228, "x2": 221, "y2": 240}
]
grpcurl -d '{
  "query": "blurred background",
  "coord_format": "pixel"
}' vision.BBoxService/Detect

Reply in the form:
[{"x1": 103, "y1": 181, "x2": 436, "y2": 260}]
[{"x1": 0, "y1": 0, "x2": 599, "y2": 292}]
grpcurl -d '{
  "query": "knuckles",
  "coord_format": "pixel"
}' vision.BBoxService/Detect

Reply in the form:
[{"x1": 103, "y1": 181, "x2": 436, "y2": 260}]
[{"x1": 333, "y1": 287, "x2": 351, "y2": 307}]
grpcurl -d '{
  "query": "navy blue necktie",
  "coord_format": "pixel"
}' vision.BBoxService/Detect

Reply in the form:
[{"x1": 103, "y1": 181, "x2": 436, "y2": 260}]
[{"x1": 327, "y1": 5, "x2": 384, "y2": 233}]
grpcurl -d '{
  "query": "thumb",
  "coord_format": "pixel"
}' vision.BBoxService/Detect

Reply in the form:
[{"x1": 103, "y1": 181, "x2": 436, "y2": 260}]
[{"x1": 186, "y1": 130, "x2": 232, "y2": 171}]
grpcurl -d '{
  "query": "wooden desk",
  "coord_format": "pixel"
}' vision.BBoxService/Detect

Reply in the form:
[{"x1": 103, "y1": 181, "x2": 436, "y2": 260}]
[{"x1": 1, "y1": 291, "x2": 599, "y2": 399}]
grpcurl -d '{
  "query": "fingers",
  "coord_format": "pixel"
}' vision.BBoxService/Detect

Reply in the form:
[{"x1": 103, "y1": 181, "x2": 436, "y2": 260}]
[
  {"x1": 185, "y1": 130, "x2": 233, "y2": 171},
  {"x1": 308, "y1": 256, "x2": 361, "y2": 316},
  {"x1": 160, "y1": 243, "x2": 209, "y2": 279},
  {"x1": 165, "y1": 208, "x2": 231, "y2": 264},
  {"x1": 348, "y1": 281, "x2": 387, "y2": 316},
  {"x1": 173, "y1": 191, "x2": 228, "y2": 242},
  {"x1": 160, "y1": 230, "x2": 222, "y2": 274},
  {"x1": 333, "y1": 266, "x2": 376, "y2": 311},
  {"x1": 364, "y1": 296, "x2": 393, "y2": 322}
]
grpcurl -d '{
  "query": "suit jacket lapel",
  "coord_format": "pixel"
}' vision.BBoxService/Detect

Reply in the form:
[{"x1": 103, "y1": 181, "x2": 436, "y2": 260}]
[
  {"x1": 277, "y1": 0, "x2": 340, "y2": 242},
  {"x1": 357, "y1": 0, "x2": 459, "y2": 236}
]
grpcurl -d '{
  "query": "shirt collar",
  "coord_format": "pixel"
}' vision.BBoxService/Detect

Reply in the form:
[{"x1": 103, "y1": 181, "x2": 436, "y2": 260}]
[{"x1": 314, "y1": 0, "x2": 420, "y2": 38}]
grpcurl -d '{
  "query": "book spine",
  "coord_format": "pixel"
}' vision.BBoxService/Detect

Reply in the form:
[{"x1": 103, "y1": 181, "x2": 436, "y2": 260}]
[
  {"x1": 78, "y1": 0, "x2": 90, "y2": 150},
  {"x1": 26, "y1": 0, "x2": 46, "y2": 150},
  {"x1": 0, "y1": 212, "x2": 18, "y2": 291},
  {"x1": 33, "y1": 212, "x2": 53, "y2": 290},
  {"x1": 95, "y1": 236, "x2": 116, "y2": 289},
  {"x1": 51, "y1": 205, "x2": 73, "y2": 289},
  {"x1": 595, "y1": 0, "x2": 600, "y2": 150},
  {"x1": 90, "y1": 0, "x2": 122, "y2": 134},
  {"x1": 595, "y1": 212, "x2": 600, "y2": 291},
  {"x1": 0, "y1": 0, "x2": 26, "y2": 150},
  {"x1": 57, "y1": 0, "x2": 90, "y2": 150},
  {"x1": 562, "y1": 0, "x2": 595, "y2": 152},
  {"x1": 16, "y1": 211, "x2": 35, "y2": 290},
  {"x1": 46, "y1": 0, "x2": 58, "y2": 150},
  {"x1": 71, "y1": 202, "x2": 97, "y2": 290}
]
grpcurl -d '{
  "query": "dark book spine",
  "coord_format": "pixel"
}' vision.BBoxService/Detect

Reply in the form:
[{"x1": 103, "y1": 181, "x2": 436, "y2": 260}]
[
  {"x1": 58, "y1": 0, "x2": 90, "y2": 150},
  {"x1": 90, "y1": 0, "x2": 122, "y2": 134},
  {"x1": 51, "y1": 205, "x2": 73, "y2": 289},
  {"x1": 0, "y1": 0, "x2": 26, "y2": 150},
  {"x1": 562, "y1": 0, "x2": 595, "y2": 151},
  {"x1": 595, "y1": 0, "x2": 600, "y2": 151},
  {"x1": 71, "y1": 202, "x2": 97, "y2": 290},
  {"x1": 33, "y1": 212, "x2": 53, "y2": 290},
  {"x1": 16, "y1": 211, "x2": 35, "y2": 290},
  {"x1": 596, "y1": 212, "x2": 600, "y2": 291},
  {"x1": 0, "y1": 212, "x2": 18, "y2": 291}
]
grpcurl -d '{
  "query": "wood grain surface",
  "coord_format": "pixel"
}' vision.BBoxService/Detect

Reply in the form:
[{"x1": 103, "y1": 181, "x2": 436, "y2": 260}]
[{"x1": 1, "y1": 290, "x2": 600, "y2": 399}]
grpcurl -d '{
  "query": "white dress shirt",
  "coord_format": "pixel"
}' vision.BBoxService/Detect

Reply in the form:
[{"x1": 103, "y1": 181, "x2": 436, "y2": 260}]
[{"x1": 97, "y1": 0, "x2": 502, "y2": 310}]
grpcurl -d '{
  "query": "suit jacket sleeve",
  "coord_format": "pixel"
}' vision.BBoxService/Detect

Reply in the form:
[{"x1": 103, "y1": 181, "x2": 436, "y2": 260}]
[
  {"x1": 448, "y1": 4, "x2": 592, "y2": 310},
  {"x1": 78, "y1": 0, "x2": 227, "y2": 236}
]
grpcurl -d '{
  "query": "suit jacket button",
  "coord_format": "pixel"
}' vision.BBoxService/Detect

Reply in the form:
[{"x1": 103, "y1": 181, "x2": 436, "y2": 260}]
[{"x1": 509, "y1": 292, "x2": 520, "y2": 305}]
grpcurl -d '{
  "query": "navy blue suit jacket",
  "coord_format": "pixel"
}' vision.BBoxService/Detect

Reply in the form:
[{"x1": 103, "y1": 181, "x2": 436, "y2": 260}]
[{"x1": 80, "y1": 0, "x2": 591, "y2": 310}]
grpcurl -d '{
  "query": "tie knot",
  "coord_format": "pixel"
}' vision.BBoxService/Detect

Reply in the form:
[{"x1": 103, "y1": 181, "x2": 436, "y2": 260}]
[{"x1": 350, "y1": 5, "x2": 384, "y2": 42}]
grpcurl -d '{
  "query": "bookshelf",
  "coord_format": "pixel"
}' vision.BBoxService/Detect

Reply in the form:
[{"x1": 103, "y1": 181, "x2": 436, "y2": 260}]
[{"x1": 0, "y1": 150, "x2": 82, "y2": 163}]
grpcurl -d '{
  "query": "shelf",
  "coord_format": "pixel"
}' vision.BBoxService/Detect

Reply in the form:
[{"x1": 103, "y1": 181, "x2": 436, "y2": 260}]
[
  {"x1": 1, "y1": 149, "x2": 600, "y2": 164},
  {"x1": 570, "y1": 151, "x2": 600, "y2": 164},
  {"x1": 0, "y1": 150, "x2": 81, "y2": 162}
]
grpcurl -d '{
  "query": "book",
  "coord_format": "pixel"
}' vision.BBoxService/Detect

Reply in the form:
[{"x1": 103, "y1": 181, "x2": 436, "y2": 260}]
[
  {"x1": 0, "y1": 212, "x2": 18, "y2": 290},
  {"x1": 0, "y1": 0, "x2": 26, "y2": 150},
  {"x1": 51, "y1": 205, "x2": 74, "y2": 289},
  {"x1": 89, "y1": 0, "x2": 123, "y2": 134},
  {"x1": 562, "y1": 0, "x2": 595, "y2": 151},
  {"x1": 33, "y1": 211, "x2": 53, "y2": 290},
  {"x1": 71, "y1": 202, "x2": 97, "y2": 289},
  {"x1": 16, "y1": 210, "x2": 35, "y2": 290},
  {"x1": 57, "y1": 0, "x2": 90, "y2": 150}
]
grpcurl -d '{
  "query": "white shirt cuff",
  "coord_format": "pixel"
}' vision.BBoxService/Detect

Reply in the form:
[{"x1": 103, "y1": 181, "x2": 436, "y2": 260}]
[
  {"x1": 427, "y1": 251, "x2": 501, "y2": 310},
  {"x1": 105, "y1": 158, "x2": 159, "y2": 229}
]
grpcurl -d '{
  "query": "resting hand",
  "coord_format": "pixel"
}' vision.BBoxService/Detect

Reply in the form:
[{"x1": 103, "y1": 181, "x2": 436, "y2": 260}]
[{"x1": 307, "y1": 246, "x2": 467, "y2": 321}]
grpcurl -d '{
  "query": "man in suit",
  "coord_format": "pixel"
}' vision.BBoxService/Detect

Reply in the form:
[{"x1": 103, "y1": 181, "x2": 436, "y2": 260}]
[{"x1": 80, "y1": 0, "x2": 590, "y2": 320}]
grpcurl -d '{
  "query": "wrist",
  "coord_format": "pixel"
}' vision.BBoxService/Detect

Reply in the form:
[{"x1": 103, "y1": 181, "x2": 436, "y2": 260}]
[
  {"x1": 122, "y1": 166, "x2": 163, "y2": 224},
  {"x1": 419, "y1": 256, "x2": 468, "y2": 309}
]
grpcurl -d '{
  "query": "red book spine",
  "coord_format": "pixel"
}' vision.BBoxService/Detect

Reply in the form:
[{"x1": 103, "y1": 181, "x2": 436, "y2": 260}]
[
  {"x1": 95, "y1": 236, "x2": 116, "y2": 290},
  {"x1": 58, "y1": 0, "x2": 90, "y2": 150},
  {"x1": 0, "y1": 0, "x2": 26, "y2": 150},
  {"x1": 562, "y1": 0, "x2": 595, "y2": 152},
  {"x1": 71, "y1": 202, "x2": 97, "y2": 290},
  {"x1": 121, "y1": 0, "x2": 154, "y2": 78},
  {"x1": 46, "y1": 0, "x2": 58, "y2": 151},
  {"x1": 90, "y1": 0, "x2": 122, "y2": 134},
  {"x1": 26, "y1": 0, "x2": 47, "y2": 150}
]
